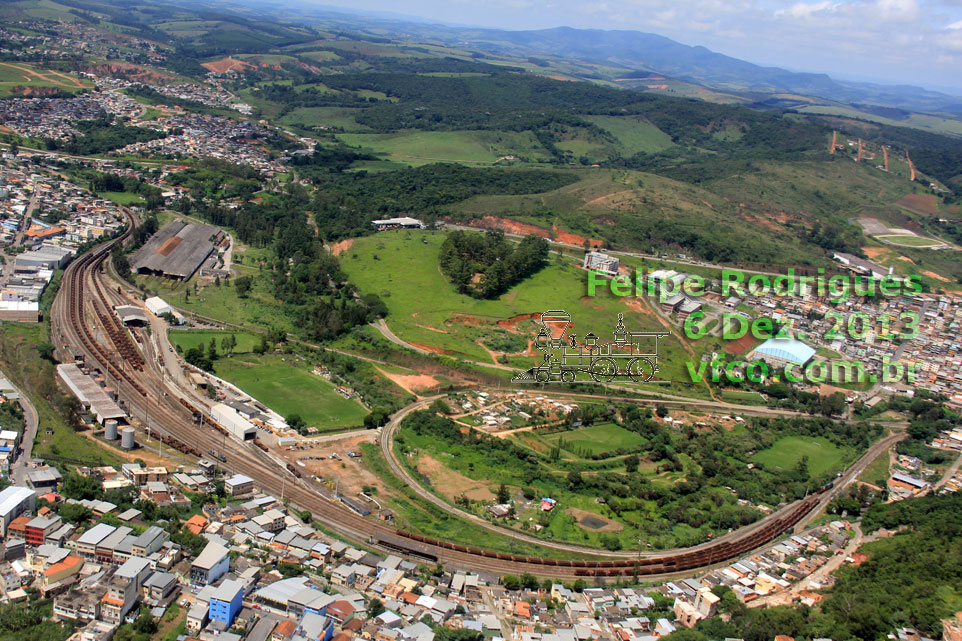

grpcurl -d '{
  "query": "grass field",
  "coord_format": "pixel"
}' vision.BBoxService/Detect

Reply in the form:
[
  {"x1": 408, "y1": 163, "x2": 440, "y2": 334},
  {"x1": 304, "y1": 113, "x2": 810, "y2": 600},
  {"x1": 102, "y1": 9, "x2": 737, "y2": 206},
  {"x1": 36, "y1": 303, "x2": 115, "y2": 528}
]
[
  {"x1": 584, "y1": 115, "x2": 675, "y2": 154},
  {"x1": 341, "y1": 230, "x2": 706, "y2": 386},
  {"x1": 862, "y1": 445, "x2": 892, "y2": 488},
  {"x1": 337, "y1": 130, "x2": 552, "y2": 165},
  {"x1": 136, "y1": 240, "x2": 294, "y2": 333},
  {"x1": 0, "y1": 60, "x2": 91, "y2": 97},
  {"x1": 876, "y1": 234, "x2": 947, "y2": 248},
  {"x1": 796, "y1": 104, "x2": 962, "y2": 137},
  {"x1": 720, "y1": 389, "x2": 767, "y2": 403},
  {"x1": 279, "y1": 107, "x2": 368, "y2": 130},
  {"x1": 752, "y1": 435, "x2": 852, "y2": 478},
  {"x1": 168, "y1": 329, "x2": 261, "y2": 354},
  {"x1": 99, "y1": 191, "x2": 145, "y2": 206},
  {"x1": 213, "y1": 354, "x2": 369, "y2": 431},
  {"x1": 540, "y1": 422, "x2": 647, "y2": 456}
]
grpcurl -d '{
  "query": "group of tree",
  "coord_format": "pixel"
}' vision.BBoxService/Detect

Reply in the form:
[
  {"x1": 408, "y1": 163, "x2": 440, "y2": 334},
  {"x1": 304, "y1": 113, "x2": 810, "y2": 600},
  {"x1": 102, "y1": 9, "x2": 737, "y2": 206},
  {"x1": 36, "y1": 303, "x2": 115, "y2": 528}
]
[{"x1": 439, "y1": 229, "x2": 549, "y2": 298}]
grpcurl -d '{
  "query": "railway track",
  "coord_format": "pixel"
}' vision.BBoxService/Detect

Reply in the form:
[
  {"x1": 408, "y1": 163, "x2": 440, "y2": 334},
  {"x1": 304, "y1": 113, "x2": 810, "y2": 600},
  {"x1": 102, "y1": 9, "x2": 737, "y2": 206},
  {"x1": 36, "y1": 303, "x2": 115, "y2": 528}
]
[{"x1": 49, "y1": 214, "x2": 886, "y2": 579}]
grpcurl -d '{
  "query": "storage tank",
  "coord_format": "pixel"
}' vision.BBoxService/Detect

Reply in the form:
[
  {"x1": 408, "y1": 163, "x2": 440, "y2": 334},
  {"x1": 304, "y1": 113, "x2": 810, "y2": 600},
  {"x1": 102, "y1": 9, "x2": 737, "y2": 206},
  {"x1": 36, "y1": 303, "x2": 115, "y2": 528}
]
[
  {"x1": 121, "y1": 427, "x2": 136, "y2": 449},
  {"x1": 104, "y1": 420, "x2": 118, "y2": 440}
]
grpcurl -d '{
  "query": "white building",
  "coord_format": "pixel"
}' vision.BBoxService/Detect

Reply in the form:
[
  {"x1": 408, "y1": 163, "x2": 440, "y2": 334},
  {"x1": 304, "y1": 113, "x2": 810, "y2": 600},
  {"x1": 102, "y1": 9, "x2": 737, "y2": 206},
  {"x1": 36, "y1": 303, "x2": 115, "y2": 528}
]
[
  {"x1": 144, "y1": 296, "x2": 174, "y2": 317},
  {"x1": 582, "y1": 251, "x2": 619, "y2": 276},
  {"x1": 210, "y1": 403, "x2": 257, "y2": 440},
  {"x1": 0, "y1": 486, "x2": 36, "y2": 536}
]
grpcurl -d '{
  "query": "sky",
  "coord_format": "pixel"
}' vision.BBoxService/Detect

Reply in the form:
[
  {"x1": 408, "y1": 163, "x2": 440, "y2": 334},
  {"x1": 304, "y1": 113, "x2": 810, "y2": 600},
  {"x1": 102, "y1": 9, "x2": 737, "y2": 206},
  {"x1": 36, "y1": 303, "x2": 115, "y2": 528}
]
[{"x1": 308, "y1": 0, "x2": 962, "y2": 93}]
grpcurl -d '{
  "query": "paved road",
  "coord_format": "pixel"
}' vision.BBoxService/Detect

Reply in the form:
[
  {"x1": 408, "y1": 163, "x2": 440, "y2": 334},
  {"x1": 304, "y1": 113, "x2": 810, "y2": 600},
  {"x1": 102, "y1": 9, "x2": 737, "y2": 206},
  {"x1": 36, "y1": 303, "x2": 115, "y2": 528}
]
[{"x1": 4, "y1": 374, "x2": 39, "y2": 486}]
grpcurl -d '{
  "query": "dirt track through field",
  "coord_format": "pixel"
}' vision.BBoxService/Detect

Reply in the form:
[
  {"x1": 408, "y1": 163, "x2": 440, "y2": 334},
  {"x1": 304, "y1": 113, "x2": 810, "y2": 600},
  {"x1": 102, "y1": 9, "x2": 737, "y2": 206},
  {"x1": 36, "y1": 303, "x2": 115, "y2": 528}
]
[{"x1": 0, "y1": 62, "x2": 86, "y2": 88}]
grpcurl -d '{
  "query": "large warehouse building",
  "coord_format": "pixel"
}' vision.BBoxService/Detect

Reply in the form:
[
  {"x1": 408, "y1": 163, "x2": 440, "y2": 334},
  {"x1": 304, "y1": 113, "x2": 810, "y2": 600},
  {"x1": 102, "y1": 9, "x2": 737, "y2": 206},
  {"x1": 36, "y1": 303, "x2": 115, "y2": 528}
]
[{"x1": 130, "y1": 221, "x2": 223, "y2": 280}]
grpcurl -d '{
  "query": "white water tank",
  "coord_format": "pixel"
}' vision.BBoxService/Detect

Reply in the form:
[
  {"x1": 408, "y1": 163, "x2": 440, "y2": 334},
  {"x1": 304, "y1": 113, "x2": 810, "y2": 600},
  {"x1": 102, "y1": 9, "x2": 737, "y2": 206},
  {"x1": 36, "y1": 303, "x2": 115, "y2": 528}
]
[
  {"x1": 121, "y1": 427, "x2": 136, "y2": 449},
  {"x1": 105, "y1": 420, "x2": 118, "y2": 440}
]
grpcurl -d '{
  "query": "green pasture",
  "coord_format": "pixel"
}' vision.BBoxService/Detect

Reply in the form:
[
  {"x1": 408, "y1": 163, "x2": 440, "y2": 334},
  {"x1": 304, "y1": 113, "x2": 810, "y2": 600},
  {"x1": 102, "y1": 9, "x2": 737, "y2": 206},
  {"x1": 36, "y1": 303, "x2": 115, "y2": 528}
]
[
  {"x1": 752, "y1": 435, "x2": 852, "y2": 478},
  {"x1": 214, "y1": 353, "x2": 369, "y2": 431}
]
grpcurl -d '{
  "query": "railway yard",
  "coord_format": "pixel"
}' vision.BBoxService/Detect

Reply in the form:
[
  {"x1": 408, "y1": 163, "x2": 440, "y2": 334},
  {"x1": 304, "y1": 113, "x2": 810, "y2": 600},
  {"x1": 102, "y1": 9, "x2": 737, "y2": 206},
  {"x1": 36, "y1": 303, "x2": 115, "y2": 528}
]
[{"x1": 43, "y1": 208, "x2": 907, "y2": 580}]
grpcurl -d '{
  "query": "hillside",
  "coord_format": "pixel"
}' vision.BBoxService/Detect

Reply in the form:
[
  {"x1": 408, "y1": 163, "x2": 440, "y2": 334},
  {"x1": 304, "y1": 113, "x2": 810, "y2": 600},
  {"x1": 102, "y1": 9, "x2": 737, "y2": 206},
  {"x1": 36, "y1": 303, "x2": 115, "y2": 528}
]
[{"x1": 1, "y1": 0, "x2": 960, "y2": 282}]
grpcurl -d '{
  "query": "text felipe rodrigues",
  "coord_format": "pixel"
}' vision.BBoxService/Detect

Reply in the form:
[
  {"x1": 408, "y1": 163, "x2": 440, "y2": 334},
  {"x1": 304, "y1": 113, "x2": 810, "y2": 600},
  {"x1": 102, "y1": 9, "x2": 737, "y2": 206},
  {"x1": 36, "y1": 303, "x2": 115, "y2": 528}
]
[{"x1": 586, "y1": 267, "x2": 922, "y2": 386}]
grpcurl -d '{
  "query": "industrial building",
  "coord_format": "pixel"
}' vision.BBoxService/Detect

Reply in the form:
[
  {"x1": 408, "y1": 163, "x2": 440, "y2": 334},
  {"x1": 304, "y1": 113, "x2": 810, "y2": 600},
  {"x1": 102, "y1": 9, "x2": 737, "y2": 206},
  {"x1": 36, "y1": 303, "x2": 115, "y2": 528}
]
[
  {"x1": 13, "y1": 244, "x2": 72, "y2": 270},
  {"x1": 114, "y1": 305, "x2": 148, "y2": 326},
  {"x1": 210, "y1": 403, "x2": 257, "y2": 440},
  {"x1": 749, "y1": 336, "x2": 816, "y2": 367},
  {"x1": 145, "y1": 296, "x2": 173, "y2": 317},
  {"x1": 0, "y1": 486, "x2": 37, "y2": 536},
  {"x1": 371, "y1": 217, "x2": 424, "y2": 231},
  {"x1": 130, "y1": 221, "x2": 223, "y2": 280},
  {"x1": 56, "y1": 364, "x2": 126, "y2": 425}
]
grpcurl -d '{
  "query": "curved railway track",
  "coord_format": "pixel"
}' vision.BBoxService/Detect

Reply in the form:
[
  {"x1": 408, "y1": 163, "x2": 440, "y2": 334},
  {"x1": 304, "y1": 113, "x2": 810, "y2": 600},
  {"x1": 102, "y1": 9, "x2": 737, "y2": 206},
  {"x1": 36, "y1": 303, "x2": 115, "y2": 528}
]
[{"x1": 49, "y1": 215, "x2": 895, "y2": 579}]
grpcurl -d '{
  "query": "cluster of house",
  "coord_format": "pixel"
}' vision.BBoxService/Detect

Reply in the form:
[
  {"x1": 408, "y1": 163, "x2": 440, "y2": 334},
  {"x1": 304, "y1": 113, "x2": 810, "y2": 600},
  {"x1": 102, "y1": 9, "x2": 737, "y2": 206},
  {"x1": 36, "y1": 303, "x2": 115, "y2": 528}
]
[
  {"x1": 116, "y1": 113, "x2": 284, "y2": 172},
  {"x1": 0, "y1": 20, "x2": 166, "y2": 65},
  {"x1": 727, "y1": 256, "x2": 961, "y2": 403},
  {"x1": 0, "y1": 161, "x2": 125, "y2": 321},
  {"x1": 0, "y1": 444, "x2": 892, "y2": 641},
  {"x1": 450, "y1": 391, "x2": 577, "y2": 433},
  {"x1": 0, "y1": 92, "x2": 142, "y2": 140},
  {"x1": 883, "y1": 455, "x2": 935, "y2": 500},
  {"x1": 91, "y1": 76, "x2": 239, "y2": 111}
]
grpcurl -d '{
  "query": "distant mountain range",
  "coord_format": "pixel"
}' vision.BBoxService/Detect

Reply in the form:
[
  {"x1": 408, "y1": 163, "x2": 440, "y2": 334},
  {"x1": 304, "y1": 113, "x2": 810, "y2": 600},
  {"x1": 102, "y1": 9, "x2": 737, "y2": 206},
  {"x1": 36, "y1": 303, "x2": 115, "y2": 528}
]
[{"x1": 240, "y1": 0, "x2": 962, "y2": 117}]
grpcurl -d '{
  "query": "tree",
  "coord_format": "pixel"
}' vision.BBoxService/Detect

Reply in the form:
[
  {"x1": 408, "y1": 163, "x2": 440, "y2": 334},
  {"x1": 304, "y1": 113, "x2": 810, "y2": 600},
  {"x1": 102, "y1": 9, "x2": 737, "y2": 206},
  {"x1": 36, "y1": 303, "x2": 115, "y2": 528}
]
[
  {"x1": 368, "y1": 598, "x2": 385, "y2": 617},
  {"x1": 287, "y1": 414, "x2": 306, "y2": 433},
  {"x1": 37, "y1": 343, "x2": 56, "y2": 363},
  {"x1": 625, "y1": 454, "x2": 640, "y2": 473},
  {"x1": 501, "y1": 575, "x2": 521, "y2": 590},
  {"x1": 207, "y1": 338, "x2": 218, "y2": 363},
  {"x1": 497, "y1": 483, "x2": 510, "y2": 504},
  {"x1": 221, "y1": 334, "x2": 237, "y2": 356},
  {"x1": 235, "y1": 275, "x2": 253, "y2": 298},
  {"x1": 435, "y1": 629, "x2": 483, "y2": 641},
  {"x1": 820, "y1": 392, "x2": 846, "y2": 417},
  {"x1": 656, "y1": 405, "x2": 669, "y2": 418},
  {"x1": 520, "y1": 572, "x2": 539, "y2": 590}
]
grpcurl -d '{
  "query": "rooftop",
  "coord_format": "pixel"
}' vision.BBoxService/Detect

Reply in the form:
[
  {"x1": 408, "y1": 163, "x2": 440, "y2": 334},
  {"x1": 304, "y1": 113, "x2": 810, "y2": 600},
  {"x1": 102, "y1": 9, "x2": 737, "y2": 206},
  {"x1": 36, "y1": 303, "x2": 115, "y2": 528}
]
[{"x1": 0, "y1": 486, "x2": 35, "y2": 517}]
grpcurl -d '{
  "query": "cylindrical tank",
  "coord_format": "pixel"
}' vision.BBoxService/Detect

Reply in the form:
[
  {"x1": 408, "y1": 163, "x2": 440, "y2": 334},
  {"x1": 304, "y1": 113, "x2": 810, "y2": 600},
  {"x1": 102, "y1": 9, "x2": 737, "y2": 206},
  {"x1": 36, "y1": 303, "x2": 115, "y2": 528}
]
[
  {"x1": 105, "y1": 420, "x2": 118, "y2": 440},
  {"x1": 121, "y1": 427, "x2": 136, "y2": 449}
]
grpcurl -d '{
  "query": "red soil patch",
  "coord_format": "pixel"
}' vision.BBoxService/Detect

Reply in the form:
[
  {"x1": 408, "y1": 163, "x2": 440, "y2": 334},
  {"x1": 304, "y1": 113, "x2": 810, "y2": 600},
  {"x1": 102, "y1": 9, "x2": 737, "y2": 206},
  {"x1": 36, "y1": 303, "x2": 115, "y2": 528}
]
[
  {"x1": 497, "y1": 313, "x2": 540, "y2": 331},
  {"x1": 622, "y1": 298, "x2": 653, "y2": 317},
  {"x1": 724, "y1": 332, "x2": 761, "y2": 356},
  {"x1": 862, "y1": 246, "x2": 888, "y2": 259},
  {"x1": 410, "y1": 342, "x2": 454, "y2": 355},
  {"x1": 201, "y1": 57, "x2": 253, "y2": 74},
  {"x1": 467, "y1": 216, "x2": 602, "y2": 248},
  {"x1": 449, "y1": 314, "x2": 487, "y2": 327},
  {"x1": 552, "y1": 224, "x2": 603, "y2": 248},
  {"x1": 10, "y1": 86, "x2": 68, "y2": 96},
  {"x1": 330, "y1": 238, "x2": 353, "y2": 256},
  {"x1": 895, "y1": 193, "x2": 939, "y2": 217},
  {"x1": 922, "y1": 269, "x2": 950, "y2": 282},
  {"x1": 375, "y1": 366, "x2": 439, "y2": 394},
  {"x1": 84, "y1": 62, "x2": 175, "y2": 84}
]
